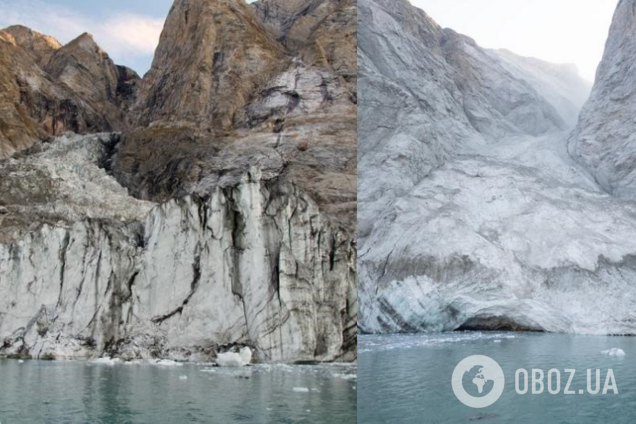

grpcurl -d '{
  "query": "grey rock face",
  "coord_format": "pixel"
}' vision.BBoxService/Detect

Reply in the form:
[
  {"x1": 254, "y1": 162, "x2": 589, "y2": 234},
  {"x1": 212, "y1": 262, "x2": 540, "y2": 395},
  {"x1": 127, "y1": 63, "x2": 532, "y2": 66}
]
[
  {"x1": 0, "y1": 134, "x2": 355, "y2": 362},
  {"x1": 492, "y1": 49, "x2": 591, "y2": 127},
  {"x1": 569, "y1": 0, "x2": 636, "y2": 199},
  {"x1": 357, "y1": 0, "x2": 586, "y2": 247},
  {"x1": 357, "y1": 0, "x2": 636, "y2": 336}
]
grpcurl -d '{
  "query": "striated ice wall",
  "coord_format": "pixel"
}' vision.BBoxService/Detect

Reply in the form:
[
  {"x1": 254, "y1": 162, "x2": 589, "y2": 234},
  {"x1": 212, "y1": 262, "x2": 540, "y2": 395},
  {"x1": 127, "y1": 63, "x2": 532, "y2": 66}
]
[{"x1": 0, "y1": 135, "x2": 356, "y2": 363}]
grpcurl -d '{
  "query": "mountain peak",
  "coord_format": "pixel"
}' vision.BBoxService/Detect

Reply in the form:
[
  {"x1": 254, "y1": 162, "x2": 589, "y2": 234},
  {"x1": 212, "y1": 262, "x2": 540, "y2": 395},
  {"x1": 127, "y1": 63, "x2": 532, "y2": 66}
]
[
  {"x1": 134, "y1": 0, "x2": 286, "y2": 129},
  {"x1": 64, "y1": 32, "x2": 104, "y2": 55},
  {"x1": 2, "y1": 25, "x2": 62, "y2": 67}
]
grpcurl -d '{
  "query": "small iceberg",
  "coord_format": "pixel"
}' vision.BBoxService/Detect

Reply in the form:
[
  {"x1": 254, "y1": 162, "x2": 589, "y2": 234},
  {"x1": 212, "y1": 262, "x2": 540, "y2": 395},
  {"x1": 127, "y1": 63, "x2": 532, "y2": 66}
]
[
  {"x1": 216, "y1": 347, "x2": 252, "y2": 367},
  {"x1": 92, "y1": 357, "x2": 121, "y2": 365},
  {"x1": 150, "y1": 359, "x2": 184, "y2": 367},
  {"x1": 179, "y1": 375, "x2": 188, "y2": 380},
  {"x1": 601, "y1": 348, "x2": 626, "y2": 356},
  {"x1": 293, "y1": 387, "x2": 310, "y2": 393}
]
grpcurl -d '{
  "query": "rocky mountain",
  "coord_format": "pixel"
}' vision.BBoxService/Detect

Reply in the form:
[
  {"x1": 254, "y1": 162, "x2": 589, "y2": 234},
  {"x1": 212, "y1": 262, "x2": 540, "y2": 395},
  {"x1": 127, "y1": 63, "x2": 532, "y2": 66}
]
[
  {"x1": 253, "y1": 0, "x2": 357, "y2": 93},
  {"x1": 0, "y1": 30, "x2": 107, "y2": 158},
  {"x1": 358, "y1": 0, "x2": 636, "y2": 336},
  {"x1": 0, "y1": 0, "x2": 356, "y2": 363},
  {"x1": 569, "y1": 0, "x2": 636, "y2": 199},
  {"x1": 0, "y1": 26, "x2": 137, "y2": 159},
  {"x1": 45, "y1": 33, "x2": 138, "y2": 130},
  {"x1": 492, "y1": 49, "x2": 591, "y2": 127},
  {"x1": 357, "y1": 0, "x2": 590, "y2": 247},
  {"x1": 115, "y1": 0, "x2": 357, "y2": 225}
]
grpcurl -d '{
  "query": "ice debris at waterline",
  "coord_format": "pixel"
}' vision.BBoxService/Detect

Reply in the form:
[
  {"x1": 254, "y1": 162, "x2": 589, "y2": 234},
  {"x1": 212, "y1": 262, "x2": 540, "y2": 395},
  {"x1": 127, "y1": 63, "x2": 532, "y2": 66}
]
[
  {"x1": 92, "y1": 357, "x2": 122, "y2": 366},
  {"x1": 601, "y1": 348, "x2": 626, "y2": 357},
  {"x1": 90, "y1": 358, "x2": 185, "y2": 366},
  {"x1": 216, "y1": 347, "x2": 253, "y2": 367}
]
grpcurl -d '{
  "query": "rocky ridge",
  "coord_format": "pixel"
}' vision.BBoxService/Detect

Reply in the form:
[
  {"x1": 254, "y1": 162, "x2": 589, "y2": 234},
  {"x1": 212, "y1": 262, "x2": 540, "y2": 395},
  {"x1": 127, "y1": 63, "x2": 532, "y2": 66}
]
[
  {"x1": 0, "y1": 25, "x2": 137, "y2": 159},
  {"x1": 569, "y1": 0, "x2": 636, "y2": 199}
]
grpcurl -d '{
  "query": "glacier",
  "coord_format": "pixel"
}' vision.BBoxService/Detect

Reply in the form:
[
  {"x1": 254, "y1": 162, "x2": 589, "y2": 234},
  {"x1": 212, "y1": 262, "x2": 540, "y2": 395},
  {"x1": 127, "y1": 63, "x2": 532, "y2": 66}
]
[{"x1": 0, "y1": 133, "x2": 356, "y2": 362}]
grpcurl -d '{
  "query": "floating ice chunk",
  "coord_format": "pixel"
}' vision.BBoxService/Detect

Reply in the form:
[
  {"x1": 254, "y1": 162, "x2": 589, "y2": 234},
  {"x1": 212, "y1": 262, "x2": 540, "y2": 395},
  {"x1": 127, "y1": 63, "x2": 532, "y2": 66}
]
[
  {"x1": 93, "y1": 357, "x2": 121, "y2": 365},
  {"x1": 239, "y1": 347, "x2": 252, "y2": 364},
  {"x1": 333, "y1": 373, "x2": 357, "y2": 380},
  {"x1": 293, "y1": 387, "x2": 310, "y2": 393},
  {"x1": 601, "y1": 348, "x2": 626, "y2": 356},
  {"x1": 216, "y1": 347, "x2": 252, "y2": 367},
  {"x1": 18, "y1": 360, "x2": 24, "y2": 364},
  {"x1": 159, "y1": 360, "x2": 183, "y2": 367},
  {"x1": 149, "y1": 359, "x2": 184, "y2": 367},
  {"x1": 493, "y1": 340, "x2": 502, "y2": 343},
  {"x1": 179, "y1": 375, "x2": 188, "y2": 380}
]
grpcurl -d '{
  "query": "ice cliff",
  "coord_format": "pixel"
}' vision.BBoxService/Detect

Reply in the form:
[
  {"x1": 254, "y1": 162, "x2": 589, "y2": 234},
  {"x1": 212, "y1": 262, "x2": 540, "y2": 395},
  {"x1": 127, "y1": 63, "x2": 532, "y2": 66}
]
[{"x1": 0, "y1": 134, "x2": 355, "y2": 362}]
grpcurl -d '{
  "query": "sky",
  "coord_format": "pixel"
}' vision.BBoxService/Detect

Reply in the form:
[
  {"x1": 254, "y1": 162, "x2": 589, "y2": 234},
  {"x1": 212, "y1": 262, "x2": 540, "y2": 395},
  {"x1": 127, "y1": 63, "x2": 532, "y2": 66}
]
[{"x1": 411, "y1": 0, "x2": 619, "y2": 83}]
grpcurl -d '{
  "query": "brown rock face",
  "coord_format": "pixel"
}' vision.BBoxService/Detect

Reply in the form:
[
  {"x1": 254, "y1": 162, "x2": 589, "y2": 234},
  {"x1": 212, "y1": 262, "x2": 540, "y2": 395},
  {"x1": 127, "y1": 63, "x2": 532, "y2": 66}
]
[
  {"x1": 2, "y1": 25, "x2": 62, "y2": 67},
  {"x1": 254, "y1": 0, "x2": 356, "y2": 94},
  {"x1": 254, "y1": 0, "x2": 341, "y2": 51},
  {"x1": 46, "y1": 33, "x2": 138, "y2": 130},
  {"x1": 0, "y1": 31, "x2": 111, "y2": 158},
  {"x1": 134, "y1": 0, "x2": 285, "y2": 130},
  {"x1": 298, "y1": 0, "x2": 356, "y2": 95},
  {"x1": 0, "y1": 31, "x2": 44, "y2": 156},
  {"x1": 116, "y1": 0, "x2": 357, "y2": 229}
]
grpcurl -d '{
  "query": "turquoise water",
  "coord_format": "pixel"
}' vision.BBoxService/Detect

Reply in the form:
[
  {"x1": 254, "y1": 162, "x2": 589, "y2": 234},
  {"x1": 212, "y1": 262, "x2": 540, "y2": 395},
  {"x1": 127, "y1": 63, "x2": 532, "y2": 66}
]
[
  {"x1": 0, "y1": 360, "x2": 356, "y2": 423},
  {"x1": 358, "y1": 332, "x2": 636, "y2": 423}
]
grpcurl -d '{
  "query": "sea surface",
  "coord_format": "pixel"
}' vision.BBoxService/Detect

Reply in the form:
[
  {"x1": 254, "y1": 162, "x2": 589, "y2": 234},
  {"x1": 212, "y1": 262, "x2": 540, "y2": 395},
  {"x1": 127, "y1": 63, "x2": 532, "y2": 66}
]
[
  {"x1": 358, "y1": 332, "x2": 636, "y2": 423},
  {"x1": 0, "y1": 359, "x2": 356, "y2": 423}
]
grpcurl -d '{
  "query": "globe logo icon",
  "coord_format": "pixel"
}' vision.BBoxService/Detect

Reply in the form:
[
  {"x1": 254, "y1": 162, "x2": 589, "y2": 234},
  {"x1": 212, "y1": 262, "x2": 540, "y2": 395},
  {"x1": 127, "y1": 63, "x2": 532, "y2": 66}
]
[
  {"x1": 470, "y1": 367, "x2": 493, "y2": 394},
  {"x1": 452, "y1": 355, "x2": 505, "y2": 408}
]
